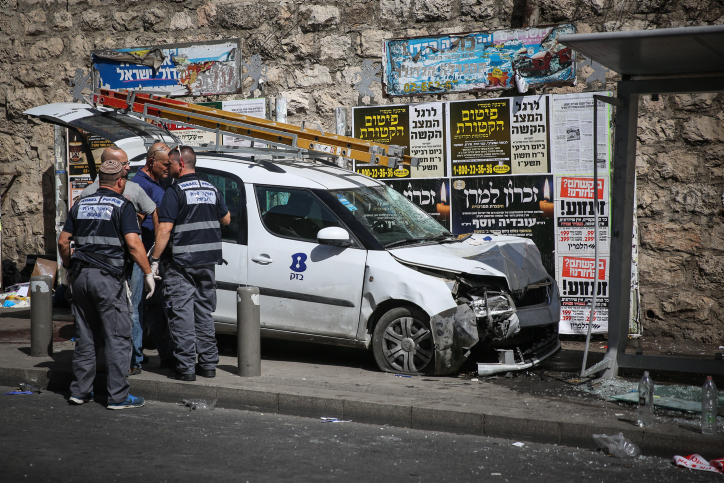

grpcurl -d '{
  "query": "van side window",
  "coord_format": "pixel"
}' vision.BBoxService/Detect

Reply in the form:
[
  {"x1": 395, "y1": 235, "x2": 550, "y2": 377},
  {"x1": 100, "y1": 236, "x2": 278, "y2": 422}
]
[
  {"x1": 256, "y1": 186, "x2": 340, "y2": 242},
  {"x1": 196, "y1": 169, "x2": 247, "y2": 245}
]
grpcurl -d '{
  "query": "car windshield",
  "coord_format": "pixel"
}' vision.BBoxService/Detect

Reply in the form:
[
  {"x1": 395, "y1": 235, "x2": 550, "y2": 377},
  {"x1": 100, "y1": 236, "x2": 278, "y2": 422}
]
[{"x1": 328, "y1": 185, "x2": 452, "y2": 248}]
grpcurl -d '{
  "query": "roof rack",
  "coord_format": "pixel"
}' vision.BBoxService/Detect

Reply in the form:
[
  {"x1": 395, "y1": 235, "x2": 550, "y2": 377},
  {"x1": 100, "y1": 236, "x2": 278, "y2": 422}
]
[{"x1": 93, "y1": 89, "x2": 419, "y2": 169}]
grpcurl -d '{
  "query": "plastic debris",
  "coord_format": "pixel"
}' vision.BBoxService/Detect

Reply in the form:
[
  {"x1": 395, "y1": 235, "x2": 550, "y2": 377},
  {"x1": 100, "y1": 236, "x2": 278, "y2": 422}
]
[
  {"x1": 19, "y1": 383, "x2": 41, "y2": 393},
  {"x1": 180, "y1": 399, "x2": 217, "y2": 410},
  {"x1": 592, "y1": 433, "x2": 641, "y2": 458},
  {"x1": 394, "y1": 374, "x2": 412, "y2": 378},
  {"x1": 4, "y1": 391, "x2": 33, "y2": 395},
  {"x1": 512, "y1": 442, "x2": 525, "y2": 447},
  {"x1": 471, "y1": 378, "x2": 479, "y2": 382},
  {"x1": 674, "y1": 454, "x2": 724, "y2": 474},
  {"x1": 321, "y1": 417, "x2": 351, "y2": 423}
]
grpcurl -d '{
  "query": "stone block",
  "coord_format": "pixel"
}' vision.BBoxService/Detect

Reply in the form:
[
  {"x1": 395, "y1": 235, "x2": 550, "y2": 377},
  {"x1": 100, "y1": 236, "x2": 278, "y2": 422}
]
[
  {"x1": 414, "y1": 0, "x2": 453, "y2": 21},
  {"x1": 412, "y1": 406, "x2": 482, "y2": 435},
  {"x1": 683, "y1": 116, "x2": 724, "y2": 143},
  {"x1": 113, "y1": 11, "x2": 140, "y2": 31},
  {"x1": 197, "y1": 2, "x2": 216, "y2": 28},
  {"x1": 22, "y1": 10, "x2": 45, "y2": 35},
  {"x1": 380, "y1": 0, "x2": 411, "y2": 20},
  {"x1": 155, "y1": 380, "x2": 217, "y2": 403},
  {"x1": 53, "y1": 11, "x2": 73, "y2": 30},
  {"x1": 169, "y1": 12, "x2": 193, "y2": 31},
  {"x1": 219, "y1": 1, "x2": 272, "y2": 30},
  {"x1": 128, "y1": 378, "x2": 158, "y2": 401},
  {"x1": 143, "y1": 8, "x2": 165, "y2": 31},
  {"x1": 29, "y1": 38, "x2": 64, "y2": 60},
  {"x1": 299, "y1": 4, "x2": 339, "y2": 32},
  {"x1": 216, "y1": 387, "x2": 279, "y2": 413},
  {"x1": 344, "y1": 399, "x2": 411, "y2": 427},
  {"x1": 320, "y1": 35, "x2": 351, "y2": 60},
  {"x1": 278, "y1": 392, "x2": 343, "y2": 419},
  {"x1": 6, "y1": 87, "x2": 45, "y2": 119},
  {"x1": 80, "y1": 10, "x2": 104, "y2": 31},
  {"x1": 294, "y1": 65, "x2": 332, "y2": 87},
  {"x1": 360, "y1": 30, "x2": 389, "y2": 58},
  {"x1": 460, "y1": 0, "x2": 495, "y2": 20}
]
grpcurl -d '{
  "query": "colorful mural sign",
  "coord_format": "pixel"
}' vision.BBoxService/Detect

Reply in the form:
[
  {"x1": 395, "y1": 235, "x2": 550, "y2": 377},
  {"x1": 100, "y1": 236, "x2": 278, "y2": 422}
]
[
  {"x1": 93, "y1": 40, "x2": 241, "y2": 97},
  {"x1": 383, "y1": 25, "x2": 575, "y2": 96}
]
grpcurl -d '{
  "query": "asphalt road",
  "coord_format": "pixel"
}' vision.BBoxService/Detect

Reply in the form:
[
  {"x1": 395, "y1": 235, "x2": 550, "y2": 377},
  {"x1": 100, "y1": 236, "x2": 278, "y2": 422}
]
[{"x1": 0, "y1": 386, "x2": 716, "y2": 482}]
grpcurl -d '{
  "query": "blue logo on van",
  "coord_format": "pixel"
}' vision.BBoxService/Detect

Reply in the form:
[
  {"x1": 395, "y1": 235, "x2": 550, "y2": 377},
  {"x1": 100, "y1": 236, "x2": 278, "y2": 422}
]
[{"x1": 290, "y1": 253, "x2": 308, "y2": 272}]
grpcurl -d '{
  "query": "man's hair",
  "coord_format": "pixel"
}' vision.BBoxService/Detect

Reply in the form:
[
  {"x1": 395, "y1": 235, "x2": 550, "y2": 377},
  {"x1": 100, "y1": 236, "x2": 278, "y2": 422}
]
[
  {"x1": 180, "y1": 146, "x2": 196, "y2": 169},
  {"x1": 168, "y1": 148, "x2": 182, "y2": 163},
  {"x1": 98, "y1": 170, "x2": 123, "y2": 187}
]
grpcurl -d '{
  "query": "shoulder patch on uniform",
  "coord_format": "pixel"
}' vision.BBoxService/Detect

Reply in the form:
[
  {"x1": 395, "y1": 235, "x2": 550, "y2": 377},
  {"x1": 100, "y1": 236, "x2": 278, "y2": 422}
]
[
  {"x1": 178, "y1": 180, "x2": 200, "y2": 190},
  {"x1": 100, "y1": 196, "x2": 124, "y2": 207},
  {"x1": 77, "y1": 196, "x2": 100, "y2": 205},
  {"x1": 199, "y1": 180, "x2": 215, "y2": 189}
]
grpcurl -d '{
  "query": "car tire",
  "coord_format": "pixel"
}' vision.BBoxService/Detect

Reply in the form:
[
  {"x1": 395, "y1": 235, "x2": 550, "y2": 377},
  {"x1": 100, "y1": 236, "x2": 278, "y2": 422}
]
[{"x1": 372, "y1": 306, "x2": 435, "y2": 375}]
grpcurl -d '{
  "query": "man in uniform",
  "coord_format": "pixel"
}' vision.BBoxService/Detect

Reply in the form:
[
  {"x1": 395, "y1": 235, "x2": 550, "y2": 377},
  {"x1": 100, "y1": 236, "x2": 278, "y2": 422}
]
[
  {"x1": 151, "y1": 146, "x2": 230, "y2": 381},
  {"x1": 80, "y1": 145, "x2": 157, "y2": 376},
  {"x1": 58, "y1": 159, "x2": 155, "y2": 409}
]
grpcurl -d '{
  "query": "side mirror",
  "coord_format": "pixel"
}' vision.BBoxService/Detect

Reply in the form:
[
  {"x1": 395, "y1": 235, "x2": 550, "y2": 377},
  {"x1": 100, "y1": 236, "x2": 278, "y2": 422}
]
[{"x1": 317, "y1": 226, "x2": 351, "y2": 247}]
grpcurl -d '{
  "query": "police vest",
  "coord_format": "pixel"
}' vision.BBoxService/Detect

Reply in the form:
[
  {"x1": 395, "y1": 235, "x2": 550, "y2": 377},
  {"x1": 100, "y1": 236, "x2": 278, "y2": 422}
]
[
  {"x1": 168, "y1": 176, "x2": 223, "y2": 267},
  {"x1": 70, "y1": 191, "x2": 131, "y2": 276}
]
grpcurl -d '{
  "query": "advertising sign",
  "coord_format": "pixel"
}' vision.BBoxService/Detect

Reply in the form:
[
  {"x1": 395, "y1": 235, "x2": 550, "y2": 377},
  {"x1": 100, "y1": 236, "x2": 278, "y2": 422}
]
[
  {"x1": 448, "y1": 98, "x2": 511, "y2": 177},
  {"x1": 383, "y1": 25, "x2": 575, "y2": 96},
  {"x1": 451, "y1": 175, "x2": 555, "y2": 276},
  {"x1": 93, "y1": 40, "x2": 241, "y2": 97},
  {"x1": 384, "y1": 178, "x2": 451, "y2": 230},
  {"x1": 555, "y1": 175, "x2": 610, "y2": 255},
  {"x1": 353, "y1": 103, "x2": 447, "y2": 179},
  {"x1": 557, "y1": 255, "x2": 609, "y2": 334},
  {"x1": 510, "y1": 94, "x2": 550, "y2": 174}
]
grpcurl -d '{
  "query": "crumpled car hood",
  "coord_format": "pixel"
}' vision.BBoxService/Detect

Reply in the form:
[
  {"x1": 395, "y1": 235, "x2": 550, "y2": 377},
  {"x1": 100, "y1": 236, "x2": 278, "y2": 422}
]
[{"x1": 388, "y1": 234, "x2": 550, "y2": 292}]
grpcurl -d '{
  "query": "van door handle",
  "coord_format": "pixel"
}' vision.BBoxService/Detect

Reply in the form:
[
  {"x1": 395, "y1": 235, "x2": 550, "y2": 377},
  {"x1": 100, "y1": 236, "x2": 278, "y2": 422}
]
[{"x1": 251, "y1": 255, "x2": 273, "y2": 265}]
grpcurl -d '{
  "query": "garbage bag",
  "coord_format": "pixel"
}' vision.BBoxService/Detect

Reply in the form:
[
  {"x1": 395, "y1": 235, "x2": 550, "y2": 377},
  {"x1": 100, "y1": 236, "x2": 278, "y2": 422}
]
[{"x1": 592, "y1": 432, "x2": 641, "y2": 458}]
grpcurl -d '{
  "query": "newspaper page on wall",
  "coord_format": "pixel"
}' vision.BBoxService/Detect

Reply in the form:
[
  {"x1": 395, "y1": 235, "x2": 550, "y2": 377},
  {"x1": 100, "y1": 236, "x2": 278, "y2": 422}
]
[
  {"x1": 555, "y1": 175, "x2": 610, "y2": 334},
  {"x1": 451, "y1": 175, "x2": 555, "y2": 276},
  {"x1": 353, "y1": 103, "x2": 446, "y2": 179},
  {"x1": 551, "y1": 92, "x2": 612, "y2": 174}
]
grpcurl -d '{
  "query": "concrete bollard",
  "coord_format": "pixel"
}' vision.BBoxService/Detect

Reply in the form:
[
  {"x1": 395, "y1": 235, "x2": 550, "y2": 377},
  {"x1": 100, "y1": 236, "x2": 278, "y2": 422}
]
[
  {"x1": 237, "y1": 286, "x2": 261, "y2": 376},
  {"x1": 30, "y1": 275, "x2": 54, "y2": 357}
]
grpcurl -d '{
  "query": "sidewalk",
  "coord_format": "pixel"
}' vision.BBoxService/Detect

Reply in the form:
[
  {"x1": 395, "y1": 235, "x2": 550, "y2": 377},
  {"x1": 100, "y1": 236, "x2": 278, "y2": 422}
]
[{"x1": 0, "y1": 308, "x2": 722, "y2": 459}]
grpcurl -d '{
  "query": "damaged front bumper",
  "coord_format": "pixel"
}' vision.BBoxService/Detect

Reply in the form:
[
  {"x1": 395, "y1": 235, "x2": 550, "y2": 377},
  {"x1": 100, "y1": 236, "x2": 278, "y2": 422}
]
[
  {"x1": 477, "y1": 329, "x2": 561, "y2": 376},
  {"x1": 429, "y1": 304, "x2": 479, "y2": 376}
]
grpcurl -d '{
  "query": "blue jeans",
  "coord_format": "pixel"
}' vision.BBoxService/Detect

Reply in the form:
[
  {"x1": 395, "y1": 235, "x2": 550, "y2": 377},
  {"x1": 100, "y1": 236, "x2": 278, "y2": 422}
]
[{"x1": 129, "y1": 263, "x2": 144, "y2": 369}]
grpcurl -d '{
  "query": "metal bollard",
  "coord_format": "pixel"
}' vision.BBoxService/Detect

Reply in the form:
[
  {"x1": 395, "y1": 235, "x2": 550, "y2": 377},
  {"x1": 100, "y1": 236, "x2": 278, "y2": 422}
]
[
  {"x1": 30, "y1": 275, "x2": 54, "y2": 357},
  {"x1": 237, "y1": 286, "x2": 261, "y2": 376}
]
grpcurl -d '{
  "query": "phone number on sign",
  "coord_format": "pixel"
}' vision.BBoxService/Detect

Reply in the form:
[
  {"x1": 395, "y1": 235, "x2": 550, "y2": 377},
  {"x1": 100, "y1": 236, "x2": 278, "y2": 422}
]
[
  {"x1": 404, "y1": 80, "x2": 458, "y2": 93},
  {"x1": 452, "y1": 163, "x2": 510, "y2": 176}
]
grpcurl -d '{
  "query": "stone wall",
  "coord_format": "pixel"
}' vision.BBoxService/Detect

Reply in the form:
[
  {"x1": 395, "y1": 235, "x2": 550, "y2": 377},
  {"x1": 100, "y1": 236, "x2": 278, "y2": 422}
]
[{"x1": 0, "y1": 0, "x2": 722, "y2": 341}]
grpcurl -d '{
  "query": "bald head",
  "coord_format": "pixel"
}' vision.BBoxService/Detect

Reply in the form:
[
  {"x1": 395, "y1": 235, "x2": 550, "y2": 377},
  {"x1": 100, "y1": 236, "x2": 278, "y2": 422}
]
[
  {"x1": 145, "y1": 142, "x2": 171, "y2": 181},
  {"x1": 101, "y1": 145, "x2": 128, "y2": 164}
]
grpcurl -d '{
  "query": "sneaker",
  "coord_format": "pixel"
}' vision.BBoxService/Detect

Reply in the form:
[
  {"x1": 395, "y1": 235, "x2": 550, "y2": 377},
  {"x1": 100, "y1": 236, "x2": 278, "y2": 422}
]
[
  {"x1": 107, "y1": 394, "x2": 145, "y2": 410},
  {"x1": 68, "y1": 392, "x2": 94, "y2": 405},
  {"x1": 128, "y1": 366, "x2": 143, "y2": 377}
]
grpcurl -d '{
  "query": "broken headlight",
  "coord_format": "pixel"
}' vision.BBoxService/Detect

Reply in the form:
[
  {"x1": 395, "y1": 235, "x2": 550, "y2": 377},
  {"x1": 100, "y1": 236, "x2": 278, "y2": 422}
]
[{"x1": 467, "y1": 290, "x2": 520, "y2": 342}]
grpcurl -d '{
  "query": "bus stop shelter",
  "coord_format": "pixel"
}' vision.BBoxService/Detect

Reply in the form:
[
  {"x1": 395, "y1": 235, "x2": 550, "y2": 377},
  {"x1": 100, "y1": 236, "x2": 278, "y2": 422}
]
[{"x1": 558, "y1": 25, "x2": 724, "y2": 378}]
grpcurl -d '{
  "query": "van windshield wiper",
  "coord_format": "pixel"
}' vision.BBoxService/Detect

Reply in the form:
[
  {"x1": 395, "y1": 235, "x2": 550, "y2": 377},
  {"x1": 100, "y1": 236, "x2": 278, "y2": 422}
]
[
  {"x1": 384, "y1": 237, "x2": 435, "y2": 249},
  {"x1": 384, "y1": 234, "x2": 450, "y2": 249}
]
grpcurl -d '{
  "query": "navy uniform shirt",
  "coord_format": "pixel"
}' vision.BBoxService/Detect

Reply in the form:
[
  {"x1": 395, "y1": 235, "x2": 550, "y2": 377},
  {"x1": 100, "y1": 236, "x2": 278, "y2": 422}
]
[
  {"x1": 63, "y1": 188, "x2": 141, "y2": 237},
  {"x1": 158, "y1": 175, "x2": 229, "y2": 224}
]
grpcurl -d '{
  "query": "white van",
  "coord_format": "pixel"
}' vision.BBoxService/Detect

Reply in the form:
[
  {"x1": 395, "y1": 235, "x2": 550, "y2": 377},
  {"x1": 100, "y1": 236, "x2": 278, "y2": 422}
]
[{"x1": 25, "y1": 102, "x2": 560, "y2": 376}]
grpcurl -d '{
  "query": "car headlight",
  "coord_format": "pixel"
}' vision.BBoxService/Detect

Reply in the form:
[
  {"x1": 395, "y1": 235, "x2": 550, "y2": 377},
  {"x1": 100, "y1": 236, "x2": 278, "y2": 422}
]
[{"x1": 468, "y1": 291, "x2": 516, "y2": 320}]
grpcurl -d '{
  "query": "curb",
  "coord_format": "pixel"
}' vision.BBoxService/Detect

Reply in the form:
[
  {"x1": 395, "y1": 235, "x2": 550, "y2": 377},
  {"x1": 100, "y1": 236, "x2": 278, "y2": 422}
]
[{"x1": 3, "y1": 367, "x2": 722, "y2": 458}]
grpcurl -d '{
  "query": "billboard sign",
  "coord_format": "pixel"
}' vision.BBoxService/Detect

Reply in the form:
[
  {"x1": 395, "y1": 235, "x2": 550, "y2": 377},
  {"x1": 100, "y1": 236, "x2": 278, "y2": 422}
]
[
  {"x1": 93, "y1": 40, "x2": 241, "y2": 97},
  {"x1": 383, "y1": 25, "x2": 575, "y2": 96}
]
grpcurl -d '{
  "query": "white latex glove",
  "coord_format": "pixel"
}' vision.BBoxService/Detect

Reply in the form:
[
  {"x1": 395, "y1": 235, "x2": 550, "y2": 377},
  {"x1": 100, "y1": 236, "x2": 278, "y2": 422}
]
[
  {"x1": 150, "y1": 259, "x2": 161, "y2": 280},
  {"x1": 144, "y1": 273, "x2": 156, "y2": 299}
]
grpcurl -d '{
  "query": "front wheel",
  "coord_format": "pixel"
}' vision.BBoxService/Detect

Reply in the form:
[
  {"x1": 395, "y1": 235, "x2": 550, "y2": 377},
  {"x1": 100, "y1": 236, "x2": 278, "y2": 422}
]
[{"x1": 372, "y1": 306, "x2": 435, "y2": 374}]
